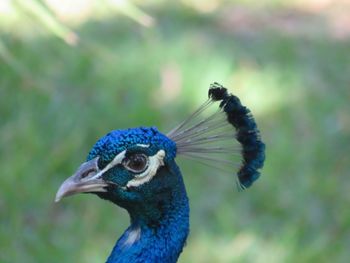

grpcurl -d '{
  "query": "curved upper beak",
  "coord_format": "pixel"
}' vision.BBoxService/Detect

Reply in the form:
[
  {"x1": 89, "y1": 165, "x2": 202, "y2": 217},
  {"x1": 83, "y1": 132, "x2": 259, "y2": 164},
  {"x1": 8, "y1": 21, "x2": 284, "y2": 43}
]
[{"x1": 55, "y1": 157, "x2": 108, "y2": 202}]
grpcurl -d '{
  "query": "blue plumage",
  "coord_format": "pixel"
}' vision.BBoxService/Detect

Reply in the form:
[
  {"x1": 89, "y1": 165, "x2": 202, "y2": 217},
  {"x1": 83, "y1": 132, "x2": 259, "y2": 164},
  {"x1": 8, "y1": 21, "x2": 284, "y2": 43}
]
[
  {"x1": 88, "y1": 127, "x2": 177, "y2": 164},
  {"x1": 83, "y1": 127, "x2": 188, "y2": 262},
  {"x1": 106, "y1": 162, "x2": 189, "y2": 263},
  {"x1": 55, "y1": 83, "x2": 265, "y2": 262}
]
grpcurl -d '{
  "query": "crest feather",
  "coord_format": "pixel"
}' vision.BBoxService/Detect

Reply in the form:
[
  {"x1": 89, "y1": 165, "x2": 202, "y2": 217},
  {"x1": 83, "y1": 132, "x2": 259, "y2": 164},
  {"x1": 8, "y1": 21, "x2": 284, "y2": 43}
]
[{"x1": 168, "y1": 83, "x2": 265, "y2": 189}]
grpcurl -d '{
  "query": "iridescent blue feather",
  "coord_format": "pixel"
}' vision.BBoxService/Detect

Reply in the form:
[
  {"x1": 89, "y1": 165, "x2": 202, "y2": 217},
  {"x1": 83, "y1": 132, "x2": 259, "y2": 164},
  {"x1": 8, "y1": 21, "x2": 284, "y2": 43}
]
[{"x1": 55, "y1": 83, "x2": 265, "y2": 263}]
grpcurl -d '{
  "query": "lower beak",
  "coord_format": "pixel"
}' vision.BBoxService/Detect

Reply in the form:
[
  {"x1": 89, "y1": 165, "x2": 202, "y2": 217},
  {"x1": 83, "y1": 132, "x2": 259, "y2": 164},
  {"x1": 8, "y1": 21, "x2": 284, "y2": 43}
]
[{"x1": 55, "y1": 157, "x2": 108, "y2": 202}]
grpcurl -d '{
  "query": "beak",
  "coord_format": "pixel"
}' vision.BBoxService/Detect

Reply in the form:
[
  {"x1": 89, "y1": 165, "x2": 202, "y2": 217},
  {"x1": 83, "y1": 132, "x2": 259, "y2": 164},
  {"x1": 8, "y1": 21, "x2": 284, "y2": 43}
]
[{"x1": 55, "y1": 157, "x2": 108, "y2": 202}]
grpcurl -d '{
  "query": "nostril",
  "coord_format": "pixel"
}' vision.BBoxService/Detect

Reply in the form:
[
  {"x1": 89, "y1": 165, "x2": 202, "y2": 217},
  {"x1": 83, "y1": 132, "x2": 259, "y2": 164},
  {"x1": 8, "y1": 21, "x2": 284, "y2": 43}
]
[{"x1": 81, "y1": 168, "x2": 96, "y2": 179}]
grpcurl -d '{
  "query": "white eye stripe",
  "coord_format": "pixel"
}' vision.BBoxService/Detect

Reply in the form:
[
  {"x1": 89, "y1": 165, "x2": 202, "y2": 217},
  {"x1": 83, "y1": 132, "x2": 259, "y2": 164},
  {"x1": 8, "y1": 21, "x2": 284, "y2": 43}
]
[
  {"x1": 89, "y1": 150, "x2": 126, "y2": 180},
  {"x1": 90, "y1": 149, "x2": 165, "y2": 188},
  {"x1": 103, "y1": 150, "x2": 126, "y2": 171},
  {"x1": 136, "y1": 144, "x2": 150, "y2": 148},
  {"x1": 126, "y1": 150, "x2": 165, "y2": 188}
]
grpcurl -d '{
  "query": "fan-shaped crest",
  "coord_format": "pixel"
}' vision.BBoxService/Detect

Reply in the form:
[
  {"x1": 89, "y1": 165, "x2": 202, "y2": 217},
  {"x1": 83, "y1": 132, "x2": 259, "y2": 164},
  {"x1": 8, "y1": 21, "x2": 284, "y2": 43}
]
[{"x1": 167, "y1": 83, "x2": 265, "y2": 189}]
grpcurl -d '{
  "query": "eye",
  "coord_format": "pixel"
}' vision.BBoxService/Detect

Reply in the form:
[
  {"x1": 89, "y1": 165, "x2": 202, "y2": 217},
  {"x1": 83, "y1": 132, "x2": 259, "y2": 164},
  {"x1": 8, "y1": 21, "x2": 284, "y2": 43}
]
[{"x1": 123, "y1": 153, "x2": 148, "y2": 173}]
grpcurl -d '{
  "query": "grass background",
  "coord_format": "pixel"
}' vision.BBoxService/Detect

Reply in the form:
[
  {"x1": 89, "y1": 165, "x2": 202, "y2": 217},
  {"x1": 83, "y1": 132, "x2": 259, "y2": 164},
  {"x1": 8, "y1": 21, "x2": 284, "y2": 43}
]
[{"x1": 1, "y1": 0, "x2": 349, "y2": 262}]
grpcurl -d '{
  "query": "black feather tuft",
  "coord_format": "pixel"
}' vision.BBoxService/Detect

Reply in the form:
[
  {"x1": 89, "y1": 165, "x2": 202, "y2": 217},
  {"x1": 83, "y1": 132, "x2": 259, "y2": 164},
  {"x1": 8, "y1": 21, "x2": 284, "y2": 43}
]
[
  {"x1": 208, "y1": 82, "x2": 229, "y2": 101},
  {"x1": 169, "y1": 82, "x2": 265, "y2": 190},
  {"x1": 214, "y1": 83, "x2": 265, "y2": 188}
]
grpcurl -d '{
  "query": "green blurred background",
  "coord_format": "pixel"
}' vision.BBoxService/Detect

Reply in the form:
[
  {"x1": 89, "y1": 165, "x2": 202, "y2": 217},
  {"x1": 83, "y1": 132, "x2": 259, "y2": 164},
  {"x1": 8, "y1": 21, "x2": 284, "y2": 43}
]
[{"x1": 1, "y1": 0, "x2": 349, "y2": 262}]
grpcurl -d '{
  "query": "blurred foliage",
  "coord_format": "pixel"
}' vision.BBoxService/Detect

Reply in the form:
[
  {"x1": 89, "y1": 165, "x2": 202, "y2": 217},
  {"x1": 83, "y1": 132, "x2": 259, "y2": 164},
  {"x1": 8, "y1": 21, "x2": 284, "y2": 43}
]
[{"x1": 1, "y1": 0, "x2": 350, "y2": 262}]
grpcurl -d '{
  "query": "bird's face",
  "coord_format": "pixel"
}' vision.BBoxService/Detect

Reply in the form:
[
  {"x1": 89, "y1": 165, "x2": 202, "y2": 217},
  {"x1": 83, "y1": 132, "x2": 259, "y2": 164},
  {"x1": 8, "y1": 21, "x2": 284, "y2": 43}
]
[{"x1": 55, "y1": 127, "x2": 178, "y2": 209}]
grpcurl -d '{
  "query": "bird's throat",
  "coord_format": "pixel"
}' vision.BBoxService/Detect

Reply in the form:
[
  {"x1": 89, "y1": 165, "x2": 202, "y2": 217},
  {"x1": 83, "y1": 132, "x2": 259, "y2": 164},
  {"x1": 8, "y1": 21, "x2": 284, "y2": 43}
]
[{"x1": 107, "y1": 168, "x2": 190, "y2": 263}]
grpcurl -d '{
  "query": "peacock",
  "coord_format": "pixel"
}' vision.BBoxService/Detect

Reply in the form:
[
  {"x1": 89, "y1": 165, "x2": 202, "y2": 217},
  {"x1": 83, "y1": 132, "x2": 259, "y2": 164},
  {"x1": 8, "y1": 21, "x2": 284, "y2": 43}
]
[{"x1": 55, "y1": 83, "x2": 265, "y2": 263}]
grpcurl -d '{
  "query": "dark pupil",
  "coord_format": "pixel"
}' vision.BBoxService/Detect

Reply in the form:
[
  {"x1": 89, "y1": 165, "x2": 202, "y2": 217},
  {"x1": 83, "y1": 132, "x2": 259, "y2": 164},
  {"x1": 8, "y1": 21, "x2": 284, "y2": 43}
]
[{"x1": 128, "y1": 154, "x2": 146, "y2": 171}]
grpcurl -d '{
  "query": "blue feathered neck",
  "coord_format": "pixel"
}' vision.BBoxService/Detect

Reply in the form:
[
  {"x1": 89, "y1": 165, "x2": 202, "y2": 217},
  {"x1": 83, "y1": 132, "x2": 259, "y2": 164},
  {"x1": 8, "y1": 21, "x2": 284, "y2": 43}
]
[{"x1": 106, "y1": 162, "x2": 190, "y2": 263}]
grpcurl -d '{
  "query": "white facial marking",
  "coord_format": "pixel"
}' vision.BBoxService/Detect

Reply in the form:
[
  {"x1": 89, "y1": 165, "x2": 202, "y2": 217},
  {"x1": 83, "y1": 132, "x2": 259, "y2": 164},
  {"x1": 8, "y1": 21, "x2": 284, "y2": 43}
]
[
  {"x1": 136, "y1": 144, "x2": 150, "y2": 148},
  {"x1": 87, "y1": 150, "x2": 126, "y2": 181},
  {"x1": 126, "y1": 150, "x2": 165, "y2": 188},
  {"x1": 123, "y1": 226, "x2": 141, "y2": 247},
  {"x1": 87, "y1": 148, "x2": 166, "y2": 189}
]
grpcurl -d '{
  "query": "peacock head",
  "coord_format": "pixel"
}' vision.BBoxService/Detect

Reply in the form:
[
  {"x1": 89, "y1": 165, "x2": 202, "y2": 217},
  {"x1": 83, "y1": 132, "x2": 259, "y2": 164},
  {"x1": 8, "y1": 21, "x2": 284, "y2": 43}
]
[
  {"x1": 55, "y1": 127, "x2": 181, "y2": 211},
  {"x1": 55, "y1": 84, "x2": 265, "y2": 221}
]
